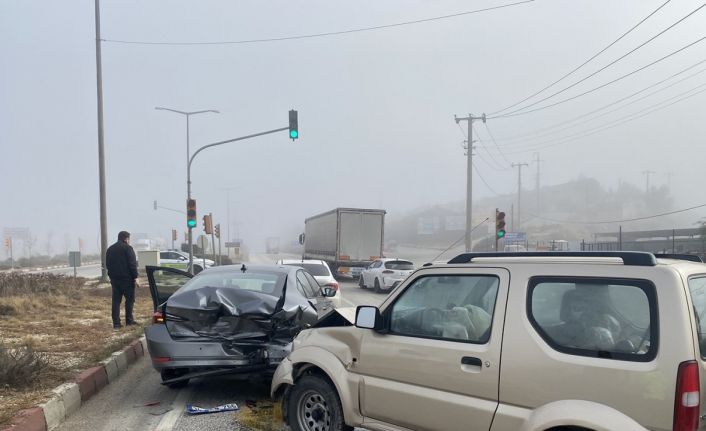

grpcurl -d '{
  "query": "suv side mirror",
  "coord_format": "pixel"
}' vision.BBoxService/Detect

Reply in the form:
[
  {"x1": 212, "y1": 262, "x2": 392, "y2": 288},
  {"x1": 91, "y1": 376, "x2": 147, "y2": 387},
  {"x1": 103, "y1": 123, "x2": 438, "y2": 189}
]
[
  {"x1": 322, "y1": 287, "x2": 337, "y2": 298},
  {"x1": 356, "y1": 306, "x2": 383, "y2": 330}
]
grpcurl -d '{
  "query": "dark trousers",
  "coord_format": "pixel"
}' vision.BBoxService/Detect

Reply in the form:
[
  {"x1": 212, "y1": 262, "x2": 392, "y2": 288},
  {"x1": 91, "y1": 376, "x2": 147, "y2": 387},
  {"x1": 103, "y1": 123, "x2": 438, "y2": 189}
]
[{"x1": 111, "y1": 279, "x2": 135, "y2": 326}]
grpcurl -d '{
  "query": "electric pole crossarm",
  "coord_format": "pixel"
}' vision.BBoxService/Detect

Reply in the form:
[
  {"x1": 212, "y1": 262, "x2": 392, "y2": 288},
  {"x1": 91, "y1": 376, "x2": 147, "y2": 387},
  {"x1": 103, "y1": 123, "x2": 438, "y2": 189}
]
[{"x1": 188, "y1": 127, "x2": 289, "y2": 170}]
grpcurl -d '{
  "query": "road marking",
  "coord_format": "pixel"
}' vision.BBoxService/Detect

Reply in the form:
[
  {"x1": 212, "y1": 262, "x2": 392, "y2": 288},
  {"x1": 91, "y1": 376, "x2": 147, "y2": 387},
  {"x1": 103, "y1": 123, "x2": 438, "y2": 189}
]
[
  {"x1": 341, "y1": 297, "x2": 356, "y2": 307},
  {"x1": 154, "y1": 385, "x2": 192, "y2": 431}
]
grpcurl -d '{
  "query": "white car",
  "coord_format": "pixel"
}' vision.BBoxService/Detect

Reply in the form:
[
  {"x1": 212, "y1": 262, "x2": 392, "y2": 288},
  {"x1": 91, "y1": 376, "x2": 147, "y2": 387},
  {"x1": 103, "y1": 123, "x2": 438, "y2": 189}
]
[
  {"x1": 277, "y1": 259, "x2": 342, "y2": 308},
  {"x1": 359, "y1": 258, "x2": 414, "y2": 293},
  {"x1": 159, "y1": 250, "x2": 213, "y2": 274}
]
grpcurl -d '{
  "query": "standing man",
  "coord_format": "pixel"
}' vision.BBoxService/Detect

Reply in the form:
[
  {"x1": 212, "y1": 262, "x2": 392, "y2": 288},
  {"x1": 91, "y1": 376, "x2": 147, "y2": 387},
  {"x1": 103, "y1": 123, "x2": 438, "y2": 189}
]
[{"x1": 106, "y1": 231, "x2": 139, "y2": 329}]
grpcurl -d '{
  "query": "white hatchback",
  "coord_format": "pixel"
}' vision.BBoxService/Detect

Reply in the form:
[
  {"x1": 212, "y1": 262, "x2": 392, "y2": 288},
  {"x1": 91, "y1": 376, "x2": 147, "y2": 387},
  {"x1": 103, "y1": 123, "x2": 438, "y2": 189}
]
[
  {"x1": 277, "y1": 259, "x2": 342, "y2": 308},
  {"x1": 360, "y1": 258, "x2": 415, "y2": 293}
]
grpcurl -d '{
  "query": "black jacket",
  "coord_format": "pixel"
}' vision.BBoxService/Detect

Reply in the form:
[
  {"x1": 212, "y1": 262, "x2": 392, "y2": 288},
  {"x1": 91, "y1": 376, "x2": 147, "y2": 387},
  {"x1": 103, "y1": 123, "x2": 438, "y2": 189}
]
[{"x1": 106, "y1": 240, "x2": 138, "y2": 281}]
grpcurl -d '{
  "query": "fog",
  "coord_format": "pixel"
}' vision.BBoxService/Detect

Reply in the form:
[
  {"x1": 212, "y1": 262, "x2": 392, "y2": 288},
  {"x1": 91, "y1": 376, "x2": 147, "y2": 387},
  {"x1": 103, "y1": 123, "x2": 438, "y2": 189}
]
[{"x1": 1, "y1": 0, "x2": 705, "y2": 255}]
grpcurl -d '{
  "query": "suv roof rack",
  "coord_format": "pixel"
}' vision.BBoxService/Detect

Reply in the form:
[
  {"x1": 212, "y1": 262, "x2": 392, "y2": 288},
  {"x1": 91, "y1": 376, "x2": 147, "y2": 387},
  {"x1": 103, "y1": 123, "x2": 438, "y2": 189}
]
[
  {"x1": 448, "y1": 251, "x2": 657, "y2": 266},
  {"x1": 653, "y1": 253, "x2": 703, "y2": 263}
]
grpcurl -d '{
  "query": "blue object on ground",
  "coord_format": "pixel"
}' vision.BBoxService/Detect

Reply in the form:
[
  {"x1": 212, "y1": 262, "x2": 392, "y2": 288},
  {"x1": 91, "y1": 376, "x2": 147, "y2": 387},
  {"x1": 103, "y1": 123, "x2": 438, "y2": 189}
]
[{"x1": 186, "y1": 403, "x2": 239, "y2": 415}]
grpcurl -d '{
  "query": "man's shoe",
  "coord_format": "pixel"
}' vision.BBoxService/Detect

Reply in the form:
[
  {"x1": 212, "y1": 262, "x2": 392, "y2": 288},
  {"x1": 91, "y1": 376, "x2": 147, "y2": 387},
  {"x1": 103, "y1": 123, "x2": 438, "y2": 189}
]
[
  {"x1": 113, "y1": 324, "x2": 123, "y2": 330},
  {"x1": 126, "y1": 321, "x2": 138, "y2": 326}
]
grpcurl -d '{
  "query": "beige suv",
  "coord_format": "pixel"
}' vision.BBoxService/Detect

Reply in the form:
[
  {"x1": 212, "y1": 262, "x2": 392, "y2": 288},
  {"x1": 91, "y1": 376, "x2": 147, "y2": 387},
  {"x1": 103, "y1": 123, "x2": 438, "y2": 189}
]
[{"x1": 271, "y1": 252, "x2": 706, "y2": 431}]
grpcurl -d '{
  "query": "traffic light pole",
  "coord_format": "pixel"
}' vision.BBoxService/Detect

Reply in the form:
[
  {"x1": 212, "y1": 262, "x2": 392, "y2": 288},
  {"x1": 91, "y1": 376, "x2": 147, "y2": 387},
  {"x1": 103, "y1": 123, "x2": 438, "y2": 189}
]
[
  {"x1": 186, "y1": 125, "x2": 291, "y2": 270},
  {"x1": 454, "y1": 113, "x2": 486, "y2": 252},
  {"x1": 210, "y1": 213, "x2": 216, "y2": 265}
]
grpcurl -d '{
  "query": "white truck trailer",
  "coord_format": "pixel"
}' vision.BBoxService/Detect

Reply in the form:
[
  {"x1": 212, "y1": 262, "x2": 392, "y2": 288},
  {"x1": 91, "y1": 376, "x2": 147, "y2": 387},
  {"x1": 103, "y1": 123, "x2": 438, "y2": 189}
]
[{"x1": 302, "y1": 208, "x2": 386, "y2": 278}]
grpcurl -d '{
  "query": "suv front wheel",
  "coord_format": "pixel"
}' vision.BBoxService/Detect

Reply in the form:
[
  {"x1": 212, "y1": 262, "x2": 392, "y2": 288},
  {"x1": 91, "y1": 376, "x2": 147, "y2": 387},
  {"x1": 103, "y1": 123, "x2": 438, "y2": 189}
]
[{"x1": 287, "y1": 374, "x2": 352, "y2": 431}]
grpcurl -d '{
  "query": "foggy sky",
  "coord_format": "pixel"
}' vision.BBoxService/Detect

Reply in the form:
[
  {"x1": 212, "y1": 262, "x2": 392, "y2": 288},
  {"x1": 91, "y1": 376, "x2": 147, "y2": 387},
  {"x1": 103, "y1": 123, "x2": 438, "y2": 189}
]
[{"x1": 1, "y1": 0, "x2": 705, "y2": 255}]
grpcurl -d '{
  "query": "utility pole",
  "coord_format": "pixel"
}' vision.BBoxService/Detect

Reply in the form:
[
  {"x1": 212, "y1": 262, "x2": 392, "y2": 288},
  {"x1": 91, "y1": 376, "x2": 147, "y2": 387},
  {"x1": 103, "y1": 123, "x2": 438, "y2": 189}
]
[
  {"x1": 512, "y1": 162, "x2": 529, "y2": 231},
  {"x1": 533, "y1": 152, "x2": 543, "y2": 216},
  {"x1": 94, "y1": 0, "x2": 108, "y2": 282},
  {"x1": 642, "y1": 170, "x2": 656, "y2": 194},
  {"x1": 665, "y1": 171, "x2": 674, "y2": 190},
  {"x1": 454, "y1": 113, "x2": 486, "y2": 252}
]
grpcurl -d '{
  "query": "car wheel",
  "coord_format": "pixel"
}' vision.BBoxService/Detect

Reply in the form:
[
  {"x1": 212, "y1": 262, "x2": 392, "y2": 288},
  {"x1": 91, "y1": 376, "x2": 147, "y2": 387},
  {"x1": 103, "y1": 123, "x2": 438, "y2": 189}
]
[
  {"x1": 374, "y1": 278, "x2": 382, "y2": 294},
  {"x1": 358, "y1": 276, "x2": 366, "y2": 289},
  {"x1": 287, "y1": 375, "x2": 352, "y2": 431},
  {"x1": 160, "y1": 369, "x2": 189, "y2": 389}
]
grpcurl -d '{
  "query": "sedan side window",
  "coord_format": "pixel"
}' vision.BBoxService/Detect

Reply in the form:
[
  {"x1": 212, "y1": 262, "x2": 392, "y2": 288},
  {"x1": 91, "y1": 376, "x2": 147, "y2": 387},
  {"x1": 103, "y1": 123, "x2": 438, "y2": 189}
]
[
  {"x1": 303, "y1": 272, "x2": 322, "y2": 294},
  {"x1": 389, "y1": 275, "x2": 499, "y2": 343},
  {"x1": 296, "y1": 271, "x2": 317, "y2": 298}
]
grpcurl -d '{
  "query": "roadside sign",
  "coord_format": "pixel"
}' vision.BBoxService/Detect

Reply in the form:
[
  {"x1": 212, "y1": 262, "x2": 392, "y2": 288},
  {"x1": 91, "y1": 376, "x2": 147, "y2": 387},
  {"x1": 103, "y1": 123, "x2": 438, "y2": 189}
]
[
  {"x1": 68, "y1": 251, "x2": 81, "y2": 278},
  {"x1": 504, "y1": 232, "x2": 526, "y2": 242},
  {"x1": 225, "y1": 242, "x2": 241, "y2": 248},
  {"x1": 68, "y1": 251, "x2": 81, "y2": 267}
]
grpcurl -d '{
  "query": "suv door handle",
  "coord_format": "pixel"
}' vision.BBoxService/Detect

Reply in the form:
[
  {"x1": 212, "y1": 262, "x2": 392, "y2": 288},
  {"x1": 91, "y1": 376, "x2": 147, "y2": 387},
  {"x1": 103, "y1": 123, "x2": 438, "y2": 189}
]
[{"x1": 461, "y1": 356, "x2": 482, "y2": 366}]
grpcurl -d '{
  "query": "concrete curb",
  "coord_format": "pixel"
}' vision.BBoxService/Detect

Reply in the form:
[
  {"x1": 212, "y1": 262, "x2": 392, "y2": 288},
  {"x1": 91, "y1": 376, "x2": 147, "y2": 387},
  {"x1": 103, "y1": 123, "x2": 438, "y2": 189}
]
[{"x1": 1, "y1": 336, "x2": 147, "y2": 431}]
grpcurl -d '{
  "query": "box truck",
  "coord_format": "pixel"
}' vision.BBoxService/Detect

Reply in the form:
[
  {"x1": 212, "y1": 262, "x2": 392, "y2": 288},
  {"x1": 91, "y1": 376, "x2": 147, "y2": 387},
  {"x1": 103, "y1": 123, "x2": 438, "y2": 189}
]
[{"x1": 302, "y1": 208, "x2": 386, "y2": 278}]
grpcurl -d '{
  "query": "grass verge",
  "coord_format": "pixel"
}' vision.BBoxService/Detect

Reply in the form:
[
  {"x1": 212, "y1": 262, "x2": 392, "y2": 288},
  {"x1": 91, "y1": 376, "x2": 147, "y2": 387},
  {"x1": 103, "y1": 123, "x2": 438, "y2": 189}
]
[{"x1": 0, "y1": 274, "x2": 153, "y2": 426}]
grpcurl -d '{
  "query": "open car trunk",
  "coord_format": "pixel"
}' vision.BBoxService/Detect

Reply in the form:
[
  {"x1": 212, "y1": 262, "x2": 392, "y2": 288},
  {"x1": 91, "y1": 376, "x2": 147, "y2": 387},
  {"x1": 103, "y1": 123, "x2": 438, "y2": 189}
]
[{"x1": 145, "y1": 266, "x2": 319, "y2": 382}]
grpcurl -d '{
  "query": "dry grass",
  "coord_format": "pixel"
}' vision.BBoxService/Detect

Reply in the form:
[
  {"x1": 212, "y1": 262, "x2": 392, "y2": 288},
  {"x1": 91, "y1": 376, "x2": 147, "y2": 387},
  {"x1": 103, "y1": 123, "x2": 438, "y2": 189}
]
[
  {"x1": 0, "y1": 276, "x2": 153, "y2": 426},
  {"x1": 237, "y1": 400, "x2": 284, "y2": 431}
]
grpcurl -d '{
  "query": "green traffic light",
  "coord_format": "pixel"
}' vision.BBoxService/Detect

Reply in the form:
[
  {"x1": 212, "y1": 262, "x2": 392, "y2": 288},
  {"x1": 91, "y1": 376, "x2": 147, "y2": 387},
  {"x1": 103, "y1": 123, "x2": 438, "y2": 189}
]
[
  {"x1": 497, "y1": 230, "x2": 505, "y2": 239},
  {"x1": 187, "y1": 220, "x2": 197, "y2": 228},
  {"x1": 290, "y1": 130, "x2": 298, "y2": 139}
]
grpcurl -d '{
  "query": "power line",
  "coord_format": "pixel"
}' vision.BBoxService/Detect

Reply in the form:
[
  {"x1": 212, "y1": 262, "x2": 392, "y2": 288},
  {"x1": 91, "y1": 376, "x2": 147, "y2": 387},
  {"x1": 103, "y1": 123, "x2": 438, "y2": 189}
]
[
  {"x1": 488, "y1": 0, "x2": 672, "y2": 116},
  {"x1": 494, "y1": 63, "x2": 706, "y2": 147},
  {"x1": 491, "y1": 2, "x2": 706, "y2": 118},
  {"x1": 473, "y1": 125, "x2": 510, "y2": 170},
  {"x1": 500, "y1": 82, "x2": 706, "y2": 154},
  {"x1": 489, "y1": 58, "x2": 706, "y2": 144},
  {"x1": 488, "y1": 35, "x2": 706, "y2": 119},
  {"x1": 483, "y1": 123, "x2": 513, "y2": 164},
  {"x1": 472, "y1": 161, "x2": 505, "y2": 196},
  {"x1": 102, "y1": 1, "x2": 535, "y2": 46},
  {"x1": 526, "y1": 203, "x2": 706, "y2": 225}
]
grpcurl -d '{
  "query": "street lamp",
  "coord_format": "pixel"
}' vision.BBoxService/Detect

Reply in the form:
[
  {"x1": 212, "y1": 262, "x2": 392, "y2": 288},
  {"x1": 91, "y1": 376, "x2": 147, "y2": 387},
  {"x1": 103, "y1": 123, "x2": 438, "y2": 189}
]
[{"x1": 155, "y1": 107, "x2": 219, "y2": 273}]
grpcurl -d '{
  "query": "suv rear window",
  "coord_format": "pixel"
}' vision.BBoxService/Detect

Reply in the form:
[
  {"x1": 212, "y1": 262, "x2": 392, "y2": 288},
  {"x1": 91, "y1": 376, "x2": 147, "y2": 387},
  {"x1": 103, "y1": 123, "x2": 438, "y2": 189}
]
[
  {"x1": 385, "y1": 260, "x2": 414, "y2": 270},
  {"x1": 688, "y1": 276, "x2": 706, "y2": 359},
  {"x1": 528, "y1": 277, "x2": 657, "y2": 362}
]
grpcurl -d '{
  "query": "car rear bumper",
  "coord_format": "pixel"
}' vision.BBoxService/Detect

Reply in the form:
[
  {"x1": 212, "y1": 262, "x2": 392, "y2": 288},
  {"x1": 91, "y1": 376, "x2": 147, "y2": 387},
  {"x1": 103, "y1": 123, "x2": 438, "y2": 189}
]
[
  {"x1": 145, "y1": 324, "x2": 290, "y2": 371},
  {"x1": 382, "y1": 278, "x2": 404, "y2": 289}
]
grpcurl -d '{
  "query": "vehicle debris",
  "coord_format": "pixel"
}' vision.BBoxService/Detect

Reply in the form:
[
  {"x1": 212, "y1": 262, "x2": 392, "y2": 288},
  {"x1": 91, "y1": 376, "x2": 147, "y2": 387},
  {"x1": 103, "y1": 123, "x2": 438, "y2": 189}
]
[{"x1": 186, "y1": 403, "x2": 239, "y2": 415}]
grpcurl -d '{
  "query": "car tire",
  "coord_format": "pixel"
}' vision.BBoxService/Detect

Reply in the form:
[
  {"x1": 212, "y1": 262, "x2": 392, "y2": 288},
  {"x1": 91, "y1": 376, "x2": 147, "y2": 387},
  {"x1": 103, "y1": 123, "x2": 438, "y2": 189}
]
[
  {"x1": 286, "y1": 374, "x2": 352, "y2": 431},
  {"x1": 160, "y1": 369, "x2": 189, "y2": 389},
  {"x1": 374, "y1": 278, "x2": 382, "y2": 294},
  {"x1": 358, "y1": 276, "x2": 366, "y2": 289}
]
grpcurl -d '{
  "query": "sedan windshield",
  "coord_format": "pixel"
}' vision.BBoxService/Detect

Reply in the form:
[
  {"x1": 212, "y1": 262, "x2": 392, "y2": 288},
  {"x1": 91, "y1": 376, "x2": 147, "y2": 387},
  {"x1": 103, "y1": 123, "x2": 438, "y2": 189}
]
[{"x1": 179, "y1": 271, "x2": 286, "y2": 297}]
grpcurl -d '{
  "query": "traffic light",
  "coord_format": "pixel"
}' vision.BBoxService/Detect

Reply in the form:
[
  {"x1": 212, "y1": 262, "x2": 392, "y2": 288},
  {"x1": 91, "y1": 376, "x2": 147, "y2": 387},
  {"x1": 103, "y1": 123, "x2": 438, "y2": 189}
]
[
  {"x1": 3, "y1": 237, "x2": 10, "y2": 248},
  {"x1": 496, "y1": 209, "x2": 506, "y2": 239},
  {"x1": 214, "y1": 224, "x2": 220, "y2": 239},
  {"x1": 288, "y1": 110, "x2": 298, "y2": 140},
  {"x1": 187, "y1": 199, "x2": 197, "y2": 228},
  {"x1": 203, "y1": 214, "x2": 213, "y2": 234},
  {"x1": 171, "y1": 229, "x2": 177, "y2": 241}
]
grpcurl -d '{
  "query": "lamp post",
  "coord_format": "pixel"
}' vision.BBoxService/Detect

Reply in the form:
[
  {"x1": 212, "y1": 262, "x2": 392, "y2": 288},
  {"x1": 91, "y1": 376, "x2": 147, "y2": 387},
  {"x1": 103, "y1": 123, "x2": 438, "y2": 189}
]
[{"x1": 155, "y1": 107, "x2": 219, "y2": 273}]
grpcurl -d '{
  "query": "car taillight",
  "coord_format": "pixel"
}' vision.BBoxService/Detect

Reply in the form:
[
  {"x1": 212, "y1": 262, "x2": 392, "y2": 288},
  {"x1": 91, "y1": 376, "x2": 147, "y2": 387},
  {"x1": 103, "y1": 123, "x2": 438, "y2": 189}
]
[
  {"x1": 325, "y1": 282, "x2": 339, "y2": 291},
  {"x1": 674, "y1": 360, "x2": 700, "y2": 431},
  {"x1": 382, "y1": 270, "x2": 394, "y2": 274},
  {"x1": 152, "y1": 310, "x2": 165, "y2": 324}
]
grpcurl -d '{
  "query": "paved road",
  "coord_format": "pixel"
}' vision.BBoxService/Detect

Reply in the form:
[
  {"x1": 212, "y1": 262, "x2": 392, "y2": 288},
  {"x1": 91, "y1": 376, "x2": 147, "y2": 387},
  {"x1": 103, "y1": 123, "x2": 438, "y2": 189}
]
[
  {"x1": 55, "y1": 253, "x2": 386, "y2": 431},
  {"x1": 33, "y1": 263, "x2": 104, "y2": 278}
]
